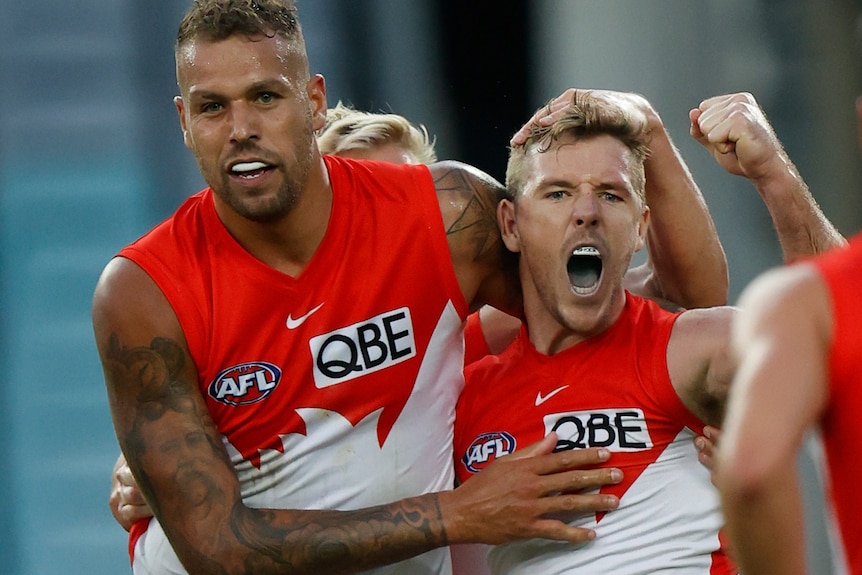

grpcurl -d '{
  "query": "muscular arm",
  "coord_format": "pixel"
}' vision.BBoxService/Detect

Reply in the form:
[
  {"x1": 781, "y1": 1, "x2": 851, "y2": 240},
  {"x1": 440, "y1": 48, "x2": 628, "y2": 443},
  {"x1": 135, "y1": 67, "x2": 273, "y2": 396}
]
[
  {"x1": 429, "y1": 160, "x2": 522, "y2": 316},
  {"x1": 714, "y1": 264, "x2": 830, "y2": 575},
  {"x1": 623, "y1": 95, "x2": 729, "y2": 308},
  {"x1": 95, "y1": 258, "x2": 452, "y2": 574},
  {"x1": 666, "y1": 306, "x2": 737, "y2": 428},
  {"x1": 95, "y1": 258, "x2": 617, "y2": 574},
  {"x1": 691, "y1": 92, "x2": 846, "y2": 262}
]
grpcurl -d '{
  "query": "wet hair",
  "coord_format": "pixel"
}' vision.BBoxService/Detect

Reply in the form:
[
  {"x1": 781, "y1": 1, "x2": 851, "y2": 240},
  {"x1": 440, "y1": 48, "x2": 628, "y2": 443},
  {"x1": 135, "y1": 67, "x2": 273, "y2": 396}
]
[
  {"x1": 176, "y1": 0, "x2": 300, "y2": 48},
  {"x1": 505, "y1": 90, "x2": 649, "y2": 202},
  {"x1": 317, "y1": 102, "x2": 438, "y2": 165}
]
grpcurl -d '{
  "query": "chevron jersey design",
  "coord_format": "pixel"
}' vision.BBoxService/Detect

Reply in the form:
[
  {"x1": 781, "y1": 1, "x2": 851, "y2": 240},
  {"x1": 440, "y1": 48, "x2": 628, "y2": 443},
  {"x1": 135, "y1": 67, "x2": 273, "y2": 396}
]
[
  {"x1": 454, "y1": 294, "x2": 735, "y2": 575},
  {"x1": 120, "y1": 156, "x2": 469, "y2": 575}
]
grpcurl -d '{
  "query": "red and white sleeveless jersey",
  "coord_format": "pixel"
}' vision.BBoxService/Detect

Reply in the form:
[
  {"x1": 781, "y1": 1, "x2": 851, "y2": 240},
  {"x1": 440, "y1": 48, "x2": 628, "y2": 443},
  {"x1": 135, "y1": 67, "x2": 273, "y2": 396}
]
[
  {"x1": 454, "y1": 294, "x2": 736, "y2": 575},
  {"x1": 464, "y1": 310, "x2": 492, "y2": 366},
  {"x1": 121, "y1": 156, "x2": 469, "y2": 575},
  {"x1": 812, "y1": 232, "x2": 862, "y2": 575}
]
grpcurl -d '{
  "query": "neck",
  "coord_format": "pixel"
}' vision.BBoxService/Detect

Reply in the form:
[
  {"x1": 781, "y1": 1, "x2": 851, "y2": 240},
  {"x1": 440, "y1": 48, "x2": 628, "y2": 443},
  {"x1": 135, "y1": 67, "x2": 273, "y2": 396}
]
[
  {"x1": 215, "y1": 155, "x2": 331, "y2": 277},
  {"x1": 525, "y1": 288, "x2": 627, "y2": 356}
]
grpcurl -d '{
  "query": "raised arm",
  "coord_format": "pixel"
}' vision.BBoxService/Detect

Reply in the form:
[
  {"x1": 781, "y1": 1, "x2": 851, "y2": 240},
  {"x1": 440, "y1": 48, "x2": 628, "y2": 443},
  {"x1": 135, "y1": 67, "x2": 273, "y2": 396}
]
[
  {"x1": 512, "y1": 88, "x2": 729, "y2": 309},
  {"x1": 691, "y1": 92, "x2": 847, "y2": 261},
  {"x1": 94, "y1": 257, "x2": 619, "y2": 575},
  {"x1": 626, "y1": 92, "x2": 729, "y2": 308},
  {"x1": 714, "y1": 264, "x2": 830, "y2": 575}
]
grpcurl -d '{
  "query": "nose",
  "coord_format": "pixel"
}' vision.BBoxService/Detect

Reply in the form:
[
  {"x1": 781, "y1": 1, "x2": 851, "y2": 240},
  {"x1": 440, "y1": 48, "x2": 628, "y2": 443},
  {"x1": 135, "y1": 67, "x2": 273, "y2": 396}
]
[
  {"x1": 228, "y1": 102, "x2": 260, "y2": 143},
  {"x1": 571, "y1": 191, "x2": 599, "y2": 228}
]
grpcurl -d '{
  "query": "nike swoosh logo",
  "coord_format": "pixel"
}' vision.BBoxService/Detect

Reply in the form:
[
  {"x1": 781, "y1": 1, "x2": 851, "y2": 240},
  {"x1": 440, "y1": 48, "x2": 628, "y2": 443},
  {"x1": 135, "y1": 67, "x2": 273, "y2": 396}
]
[
  {"x1": 286, "y1": 302, "x2": 325, "y2": 329},
  {"x1": 535, "y1": 385, "x2": 569, "y2": 406}
]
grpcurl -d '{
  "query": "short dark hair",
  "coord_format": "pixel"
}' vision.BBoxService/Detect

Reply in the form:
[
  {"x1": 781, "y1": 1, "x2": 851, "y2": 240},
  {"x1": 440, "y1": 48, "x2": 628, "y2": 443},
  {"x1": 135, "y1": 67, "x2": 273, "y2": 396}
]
[{"x1": 176, "y1": 0, "x2": 300, "y2": 48}]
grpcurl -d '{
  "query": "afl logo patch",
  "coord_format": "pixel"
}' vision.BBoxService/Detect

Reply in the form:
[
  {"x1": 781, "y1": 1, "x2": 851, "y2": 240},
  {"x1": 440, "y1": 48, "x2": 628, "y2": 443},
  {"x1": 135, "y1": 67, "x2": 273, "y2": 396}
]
[
  {"x1": 461, "y1": 431, "x2": 516, "y2": 473},
  {"x1": 208, "y1": 361, "x2": 281, "y2": 406}
]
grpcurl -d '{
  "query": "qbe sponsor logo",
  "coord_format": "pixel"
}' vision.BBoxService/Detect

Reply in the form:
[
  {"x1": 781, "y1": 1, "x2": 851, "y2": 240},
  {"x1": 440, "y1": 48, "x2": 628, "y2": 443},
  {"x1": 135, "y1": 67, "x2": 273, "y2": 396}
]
[
  {"x1": 545, "y1": 408, "x2": 652, "y2": 452},
  {"x1": 208, "y1": 361, "x2": 281, "y2": 406},
  {"x1": 461, "y1": 431, "x2": 517, "y2": 473},
  {"x1": 310, "y1": 307, "x2": 416, "y2": 388}
]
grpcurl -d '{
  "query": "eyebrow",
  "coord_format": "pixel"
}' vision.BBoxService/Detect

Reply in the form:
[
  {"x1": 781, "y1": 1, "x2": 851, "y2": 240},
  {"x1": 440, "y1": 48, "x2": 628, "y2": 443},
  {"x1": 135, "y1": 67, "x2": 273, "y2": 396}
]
[
  {"x1": 188, "y1": 79, "x2": 287, "y2": 101},
  {"x1": 535, "y1": 177, "x2": 632, "y2": 193},
  {"x1": 244, "y1": 79, "x2": 286, "y2": 94}
]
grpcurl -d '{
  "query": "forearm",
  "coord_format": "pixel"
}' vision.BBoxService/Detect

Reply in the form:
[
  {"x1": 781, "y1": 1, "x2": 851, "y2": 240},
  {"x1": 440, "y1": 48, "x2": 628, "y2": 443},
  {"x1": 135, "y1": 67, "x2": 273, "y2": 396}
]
[
  {"x1": 641, "y1": 126, "x2": 728, "y2": 308},
  {"x1": 128, "y1": 436, "x2": 448, "y2": 575},
  {"x1": 173, "y1": 493, "x2": 448, "y2": 575},
  {"x1": 124, "y1": 410, "x2": 448, "y2": 574},
  {"x1": 752, "y1": 158, "x2": 846, "y2": 262},
  {"x1": 107, "y1": 341, "x2": 448, "y2": 574},
  {"x1": 719, "y1": 465, "x2": 807, "y2": 575}
]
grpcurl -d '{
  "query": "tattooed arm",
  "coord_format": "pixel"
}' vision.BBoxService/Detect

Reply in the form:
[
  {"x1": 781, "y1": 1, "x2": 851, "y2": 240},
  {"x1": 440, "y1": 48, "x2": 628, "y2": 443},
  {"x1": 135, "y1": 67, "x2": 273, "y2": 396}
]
[
  {"x1": 429, "y1": 161, "x2": 522, "y2": 316},
  {"x1": 93, "y1": 257, "x2": 619, "y2": 575}
]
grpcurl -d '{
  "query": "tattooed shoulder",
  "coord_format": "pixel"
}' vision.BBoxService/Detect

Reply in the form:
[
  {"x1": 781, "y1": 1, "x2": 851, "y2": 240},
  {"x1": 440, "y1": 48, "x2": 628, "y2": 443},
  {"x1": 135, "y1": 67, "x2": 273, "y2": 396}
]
[{"x1": 430, "y1": 161, "x2": 506, "y2": 261}]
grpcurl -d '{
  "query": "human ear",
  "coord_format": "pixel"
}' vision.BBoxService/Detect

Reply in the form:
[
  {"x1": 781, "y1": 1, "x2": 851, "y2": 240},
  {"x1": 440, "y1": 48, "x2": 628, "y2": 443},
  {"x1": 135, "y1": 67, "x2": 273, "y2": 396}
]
[
  {"x1": 498, "y1": 199, "x2": 521, "y2": 253},
  {"x1": 308, "y1": 74, "x2": 328, "y2": 131},
  {"x1": 634, "y1": 205, "x2": 650, "y2": 252},
  {"x1": 174, "y1": 96, "x2": 193, "y2": 150}
]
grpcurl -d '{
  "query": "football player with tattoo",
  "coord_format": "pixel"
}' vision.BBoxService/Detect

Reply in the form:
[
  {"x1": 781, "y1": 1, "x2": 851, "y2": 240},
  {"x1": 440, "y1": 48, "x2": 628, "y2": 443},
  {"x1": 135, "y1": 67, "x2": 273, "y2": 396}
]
[{"x1": 94, "y1": 2, "x2": 730, "y2": 574}]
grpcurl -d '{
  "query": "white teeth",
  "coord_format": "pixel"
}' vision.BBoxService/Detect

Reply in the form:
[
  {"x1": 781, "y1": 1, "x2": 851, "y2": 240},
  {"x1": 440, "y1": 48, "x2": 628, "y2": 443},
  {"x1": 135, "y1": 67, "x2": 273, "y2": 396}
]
[
  {"x1": 232, "y1": 161, "x2": 267, "y2": 173},
  {"x1": 572, "y1": 246, "x2": 600, "y2": 257}
]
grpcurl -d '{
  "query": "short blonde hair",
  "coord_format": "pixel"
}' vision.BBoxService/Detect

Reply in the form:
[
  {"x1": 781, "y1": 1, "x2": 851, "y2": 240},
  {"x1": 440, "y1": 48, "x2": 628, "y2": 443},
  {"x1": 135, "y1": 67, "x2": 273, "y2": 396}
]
[
  {"x1": 317, "y1": 102, "x2": 437, "y2": 164},
  {"x1": 505, "y1": 91, "x2": 649, "y2": 203}
]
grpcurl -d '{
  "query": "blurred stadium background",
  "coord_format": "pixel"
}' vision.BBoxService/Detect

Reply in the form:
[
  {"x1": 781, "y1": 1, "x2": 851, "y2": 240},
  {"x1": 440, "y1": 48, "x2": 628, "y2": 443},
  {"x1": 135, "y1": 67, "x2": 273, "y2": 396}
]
[{"x1": 1, "y1": 1, "x2": 860, "y2": 573}]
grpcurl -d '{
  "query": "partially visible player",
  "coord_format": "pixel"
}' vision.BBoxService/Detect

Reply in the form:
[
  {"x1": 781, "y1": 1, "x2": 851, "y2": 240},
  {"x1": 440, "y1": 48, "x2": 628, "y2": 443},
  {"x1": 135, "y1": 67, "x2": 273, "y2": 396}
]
[
  {"x1": 317, "y1": 101, "x2": 438, "y2": 164},
  {"x1": 715, "y1": 96, "x2": 862, "y2": 575}
]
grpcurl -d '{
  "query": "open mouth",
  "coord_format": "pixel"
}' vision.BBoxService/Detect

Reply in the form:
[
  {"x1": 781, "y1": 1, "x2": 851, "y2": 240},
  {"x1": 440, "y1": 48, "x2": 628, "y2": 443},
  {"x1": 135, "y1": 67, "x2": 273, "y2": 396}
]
[
  {"x1": 567, "y1": 246, "x2": 602, "y2": 294},
  {"x1": 230, "y1": 161, "x2": 274, "y2": 179}
]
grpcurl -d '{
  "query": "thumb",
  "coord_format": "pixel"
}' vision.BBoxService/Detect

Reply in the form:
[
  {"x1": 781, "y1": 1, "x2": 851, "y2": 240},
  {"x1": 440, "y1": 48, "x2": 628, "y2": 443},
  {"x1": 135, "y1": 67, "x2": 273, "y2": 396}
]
[{"x1": 715, "y1": 141, "x2": 736, "y2": 155}]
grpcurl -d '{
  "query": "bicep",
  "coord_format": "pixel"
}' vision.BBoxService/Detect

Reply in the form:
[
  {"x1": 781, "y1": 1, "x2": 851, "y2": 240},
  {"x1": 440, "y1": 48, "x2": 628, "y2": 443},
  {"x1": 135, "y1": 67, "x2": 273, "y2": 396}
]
[
  {"x1": 94, "y1": 257, "x2": 202, "y2": 443},
  {"x1": 93, "y1": 258, "x2": 239, "y2": 549},
  {"x1": 668, "y1": 307, "x2": 736, "y2": 426}
]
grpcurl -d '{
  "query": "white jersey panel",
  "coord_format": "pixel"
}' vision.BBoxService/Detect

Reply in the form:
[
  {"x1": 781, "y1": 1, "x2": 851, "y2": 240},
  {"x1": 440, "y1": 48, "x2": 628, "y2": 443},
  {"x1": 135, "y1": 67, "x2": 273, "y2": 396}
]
[
  {"x1": 133, "y1": 301, "x2": 464, "y2": 575},
  {"x1": 488, "y1": 429, "x2": 726, "y2": 575}
]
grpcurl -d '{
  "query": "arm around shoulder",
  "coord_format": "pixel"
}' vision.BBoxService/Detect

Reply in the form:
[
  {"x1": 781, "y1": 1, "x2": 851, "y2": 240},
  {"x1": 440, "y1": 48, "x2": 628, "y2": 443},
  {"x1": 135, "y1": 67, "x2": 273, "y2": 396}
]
[
  {"x1": 634, "y1": 103, "x2": 729, "y2": 309},
  {"x1": 94, "y1": 257, "x2": 453, "y2": 574},
  {"x1": 93, "y1": 255, "x2": 619, "y2": 573},
  {"x1": 428, "y1": 160, "x2": 521, "y2": 316}
]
